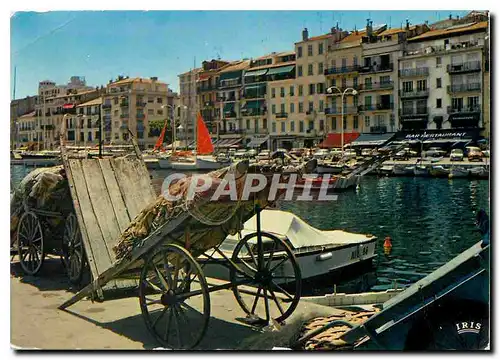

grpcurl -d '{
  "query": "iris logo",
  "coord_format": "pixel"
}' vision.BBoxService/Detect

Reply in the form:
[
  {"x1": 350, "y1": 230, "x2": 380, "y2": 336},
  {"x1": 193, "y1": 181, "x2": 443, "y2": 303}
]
[{"x1": 455, "y1": 322, "x2": 482, "y2": 335}]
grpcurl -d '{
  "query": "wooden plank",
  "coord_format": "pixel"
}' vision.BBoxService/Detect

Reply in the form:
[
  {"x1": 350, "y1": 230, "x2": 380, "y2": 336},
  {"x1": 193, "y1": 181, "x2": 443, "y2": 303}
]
[
  {"x1": 67, "y1": 159, "x2": 114, "y2": 278},
  {"x1": 97, "y1": 158, "x2": 132, "y2": 233},
  {"x1": 81, "y1": 159, "x2": 122, "y2": 257}
]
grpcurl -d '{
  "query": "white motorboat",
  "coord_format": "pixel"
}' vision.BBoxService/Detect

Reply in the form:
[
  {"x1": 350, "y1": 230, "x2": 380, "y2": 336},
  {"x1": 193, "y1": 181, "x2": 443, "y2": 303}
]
[
  {"x1": 469, "y1": 166, "x2": 489, "y2": 179},
  {"x1": 449, "y1": 166, "x2": 469, "y2": 178},
  {"x1": 414, "y1": 165, "x2": 429, "y2": 177},
  {"x1": 315, "y1": 162, "x2": 344, "y2": 174},
  {"x1": 168, "y1": 155, "x2": 231, "y2": 171},
  {"x1": 393, "y1": 164, "x2": 414, "y2": 176},
  {"x1": 200, "y1": 209, "x2": 377, "y2": 284},
  {"x1": 429, "y1": 165, "x2": 450, "y2": 178},
  {"x1": 378, "y1": 165, "x2": 394, "y2": 176}
]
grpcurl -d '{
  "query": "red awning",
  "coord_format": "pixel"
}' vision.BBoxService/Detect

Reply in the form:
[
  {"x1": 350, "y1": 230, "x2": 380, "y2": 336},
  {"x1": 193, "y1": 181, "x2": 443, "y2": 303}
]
[
  {"x1": 63, "y1": 103, "x2": 75, "y2": 109},
  {"x1": 318, "y1": 132, "x2": 360, "y2": 148}
]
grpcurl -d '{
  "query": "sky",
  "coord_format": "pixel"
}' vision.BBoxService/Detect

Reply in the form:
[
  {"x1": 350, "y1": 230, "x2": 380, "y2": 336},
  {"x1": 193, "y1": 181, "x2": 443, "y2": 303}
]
[{"x1": 10, "y1": 10, "x2": 470, "y2": 99}]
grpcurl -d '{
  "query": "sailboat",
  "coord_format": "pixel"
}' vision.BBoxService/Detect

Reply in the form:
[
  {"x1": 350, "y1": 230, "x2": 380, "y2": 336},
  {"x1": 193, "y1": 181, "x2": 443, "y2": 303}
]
[
  {"x1": 168, "y1": 112, "x2": 231, "y2": 171},
  {"x1": 154, "y1": 120, "x2": 173, "y2": 169}
]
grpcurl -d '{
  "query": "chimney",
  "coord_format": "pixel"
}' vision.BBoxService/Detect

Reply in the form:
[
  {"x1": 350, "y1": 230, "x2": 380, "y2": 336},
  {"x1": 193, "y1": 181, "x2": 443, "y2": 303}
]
[
  {"x1": 366, "y1": 18, "x2": 373, "y2": 37},
  {"x1": 150, "y1": 76, "x2": 158, "y2": 82},
  {"x1": 302, "y1": 28, "x2": 309, "y2": 41}
]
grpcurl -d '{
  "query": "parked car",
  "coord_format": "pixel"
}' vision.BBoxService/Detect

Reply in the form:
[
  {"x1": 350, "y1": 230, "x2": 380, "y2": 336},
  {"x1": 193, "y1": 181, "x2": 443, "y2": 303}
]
[
  {"x1": 246, "y1": 149, "x2": 258, "y2": 158},
  {"x1": 393, "y1": 150, "x2": 409, "y2": 161},
  {"x1": 330, "y1": 148, "x2": 343, "y2": 158},
  {"x1": 450, "y1": 149, "x2": 464, "y2": 161},
  {"x1": 361, "y1": 148, "x2": 373, "y2": 157},
  {"x1": 233, "y1": 150, "x2": 248, "y2": 159},
  {"x1": 289, "y1": 148, "x2": 305, "y2": 157},
  {"x1": 312, "y1": 149, "x2": 330, "y2": 160},
  {"x1": 467, "y1": 147, "x2": 483, "y2": 162},
  {"x1": 425, "y1": 147, "x2": 446, "y2": 158},
  {"x1": 256, "y1": 150, "x2": 271, "y2": 161},
  {"x1": 343, "y1": 149, "x2": 357, "y2": 160}
]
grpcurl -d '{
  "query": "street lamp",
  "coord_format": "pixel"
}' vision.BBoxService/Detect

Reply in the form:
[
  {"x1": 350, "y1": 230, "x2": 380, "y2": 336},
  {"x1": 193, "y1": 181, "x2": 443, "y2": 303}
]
[{"x1": 326, "y1": 86, "x2": 358, "y2": 157}]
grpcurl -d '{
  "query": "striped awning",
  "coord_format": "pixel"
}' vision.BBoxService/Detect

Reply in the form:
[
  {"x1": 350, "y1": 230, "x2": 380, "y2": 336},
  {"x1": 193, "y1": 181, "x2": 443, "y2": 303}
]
[
  {"x1": 244, "y1": 69, "x2": 268, "y2": 77},
  {"x1": 247, "y1": 136, "x2": 269, "y2": 148}
]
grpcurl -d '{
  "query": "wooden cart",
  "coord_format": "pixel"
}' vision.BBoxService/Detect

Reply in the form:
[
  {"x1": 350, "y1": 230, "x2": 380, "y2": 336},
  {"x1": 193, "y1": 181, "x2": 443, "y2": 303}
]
[{"x1": 58, "y1": 138, "x2": 312, "y2": 349}]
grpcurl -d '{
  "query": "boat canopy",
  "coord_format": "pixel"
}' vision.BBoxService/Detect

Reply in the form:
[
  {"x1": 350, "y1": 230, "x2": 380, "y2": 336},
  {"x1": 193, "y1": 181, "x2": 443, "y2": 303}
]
[
  {"x1": 247, "y1": 136, "x2": 269, "y2": 148},
  {"x1": 318, "y1": 132, "x2": 360, "y2": 148},
  {"x1": 228, "y1": 209, "x2": 375, "y2": 249},
  {"x1": 351, "y1": 133, "x2": 395, "y2": 146}
]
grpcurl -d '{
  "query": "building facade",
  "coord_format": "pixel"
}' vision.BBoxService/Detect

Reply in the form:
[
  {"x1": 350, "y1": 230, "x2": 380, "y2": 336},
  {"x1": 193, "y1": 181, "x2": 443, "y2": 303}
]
[
  {"x1": 11, "y1": 95, "x2": 38, "y2": 148},
  {"x1": 71, "y1": 98, "x2": 102, "y2": 147},
  {"x1": 178, "y1": 68, "x2": 200, "y2": 140},
  {"x1": 399, "y1": 21, "x2": 489, "y2": 132},
  {"x1": 16, "y1": 111, "x2": 37, "y2": 146}
]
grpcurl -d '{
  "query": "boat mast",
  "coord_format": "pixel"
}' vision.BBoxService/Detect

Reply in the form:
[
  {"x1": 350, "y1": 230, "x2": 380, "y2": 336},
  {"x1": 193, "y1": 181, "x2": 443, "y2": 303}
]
[{"x1": 12, "y1": 66, "x2": 17, "y2": 150}]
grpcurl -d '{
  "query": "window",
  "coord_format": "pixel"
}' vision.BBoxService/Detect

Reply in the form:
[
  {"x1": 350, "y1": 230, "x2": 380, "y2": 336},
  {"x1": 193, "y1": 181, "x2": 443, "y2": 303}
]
[
  {"x1": 452, "y1": 98, "x2": 463, "y2": 110},
  {"x1": 341, "y1": 58, "x2": 347, "y2": 69},
  {"x1": 298, "y1": 85, "x2": 303, "y2": 96},
  {"x1": 272, "y1": 104, "x2": 276, "y2": 114},
  {"x1": 299, "y1": 121, "x2": 304, "y2": 132},
  {"x1": 308, "y1": 64, "x2": 313, "y2": 76},
  {"x1": 436, "y1": 98, "x2": 442, "y2": 108},
  {"x1": 402, "y1": 81, "x2": 413, "y2": 93},
  {"x1": 317, "y1": 83, "x2": 324, "y2": 94},
  {"x1": 272, "y1": 88, "x2": 276, "y2": 98},
  {"x1": 298, "y1": 66, "x2": 303, "y2": 77},
  {"x1": 114, "y1": 97, "x2": 119, "y2": 105},
  {"x1": 157, "y1": 97, "x2": 163, "y2": 103},
  {"x1": 290, "y1": 103, "x2": 295, "y2": 113},
  {"x1": 364, "y1": 116, "x2": 370, "y2": 128},
  {"x1": 364, "y1": 96, "x2": 372, "y2": 106},
  {"x1": 307, "y1": 45, "x2": 313, "y2": 56},
  {"x1": 319, "y1": 119, "x2": 324, "y2": 131},
  {"x1": 436, "y1": 78, "x2": 442, "y2": 88},
  {"x1": 318, "y1": 62, "x2": 324, "y2": 75},
  {"x1": 353, "y1": 56, "x2": 358, "y2": 66},
  {"x1": 137, "y1": 132, "x2": 144, "y2": 139},
  {"x1": 114, "y1": 109, "x2": 119, "y2": 117},
  {"x1": 319, "y1": 100, "x2": 324, "y2": 112},
  {"x1": 380, "y1": 75, "x2": 390, "y2": 84},
  {"x1": 299, "y1": 102, "x2": 304, "y2": 113},
  {"x1": 342, "y1": 78, "x2": 347, "y2": 88},
  {"x1": 114, "y1": 133, "x2": 119, "y2": 140},
  {"x1": 148, "y1": 109, "x2": 154, "y2": 115},
  {"x1": 246, "y1": 119, "x2": 250, "y2": 129},
  {"x1": 331, "y1": 78, "x2": 337, "y2": 87},
  {"x1": 280, "y1": 103, "x2": 285, "y2": 113},
  {"x1": 290, "y1": 86, "x2": 294, "y2": 96},
  {"x1": 417, "y1": 80, "x2": 427, "y2": 91},
  {"x1": 291, "y1": 121, "x2": 295, "y2": 132},
  {"x1": 436, "y1": 57, "x2": 442, "y2": 67},
  {"x1": 297, "y1": 46, "x2": 303, "y2": 58},
  {"x1": 148, "y1": 96, "x2": 154, "y2": 103},
  {"x1": 331, "y1": 118, "x2": 337, "y2": 130},
  {"x1": 308, "y1": 101, "x2": 314, "y2": 112},
  {"x1": 343, "y1": 118, "x2": 347, "y2": 130},
  {"x1": 318, "y1": 42, "x2": 324, "y2": 55},
  {"x1": 280, "y1": 87, "x2": 285, "y2": 97},
  {"x1": 468, "y1": 96, "x2": 479, "y2": 109},
  {"x1": 309, "y1": 84, "x2": 315, "y2": 95},
  {"x1": 353, "y1": 116, "x2": 359, "y2": 129},
  {"x1": 157, "y1": 109, "x2": 163, "y2": 115},
  {"x1": 281, "y1": 122, "x2": 286, "y2": 132},
  {"x1": 263, "y1": 119, "x2": 268, "y2": 131},
  {"x1": 272, "y1": 122, "x2": 277, "y2": 132},
  {"x1": 353, "y1": 77, "x2": 358, "y2": 88},
  {"x1": 308, "y1": 120, "x2": 314, "y2": 130}
]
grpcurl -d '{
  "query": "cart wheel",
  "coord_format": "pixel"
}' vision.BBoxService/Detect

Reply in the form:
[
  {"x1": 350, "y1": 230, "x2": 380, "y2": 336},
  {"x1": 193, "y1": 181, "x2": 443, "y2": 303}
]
[
  {"x1": 139, "y1": 244, "x2": 210, "y2": 350},
  {"x1": 62, "y1": 213, "x2": 86, "y2": 284},
  {"x1": 17, "y1": 211, "x2": 44, "y2": 275},
  {"x1": 230, "y1": 231, "x2": 301, "y2": 325}
]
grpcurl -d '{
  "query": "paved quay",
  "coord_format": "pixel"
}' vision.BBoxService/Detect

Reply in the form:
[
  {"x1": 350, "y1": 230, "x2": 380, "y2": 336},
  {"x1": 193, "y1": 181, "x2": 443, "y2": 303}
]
[
  {"x1": 382, "y1": 158, "x2": 489, "y2": 167},
  {"x1": 11, "y1": 257, "x2": 338, "y2": 350}
]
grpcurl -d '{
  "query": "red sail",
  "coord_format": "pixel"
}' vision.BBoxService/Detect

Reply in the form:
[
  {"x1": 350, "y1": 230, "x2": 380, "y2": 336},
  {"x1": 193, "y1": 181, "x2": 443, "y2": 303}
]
[
  {"x1": 153, "y1": 120, "x2": 168, "y2": 151},
  {"x1": 196, "y1": 112, "x2": 214, "y2": 155}
]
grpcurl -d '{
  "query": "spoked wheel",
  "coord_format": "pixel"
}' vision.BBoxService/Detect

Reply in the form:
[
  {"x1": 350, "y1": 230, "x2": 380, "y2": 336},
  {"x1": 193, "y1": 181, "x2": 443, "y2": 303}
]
[
  {"x1": 139, "y1": 244, "x2": 211, "y2": 350},
  {"x1": 62, "y1": 213, "x2": 86, "y2": 284},
  {"x1": 230, "y1": 231, "x2": 301, "y2": 325},
  {"x1": 17, "y1": 211, "x2": 44, "y2": 275}
]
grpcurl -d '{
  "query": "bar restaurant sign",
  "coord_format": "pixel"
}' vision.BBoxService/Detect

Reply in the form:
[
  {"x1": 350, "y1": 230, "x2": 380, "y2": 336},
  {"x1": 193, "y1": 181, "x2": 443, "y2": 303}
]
[{"x1": 404, "y1": 131, "x2": 468, "y2": 140}]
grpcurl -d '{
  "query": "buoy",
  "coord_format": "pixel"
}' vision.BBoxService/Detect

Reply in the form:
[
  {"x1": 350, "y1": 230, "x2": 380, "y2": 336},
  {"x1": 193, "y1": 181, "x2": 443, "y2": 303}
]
[{"x1": 383, "y1": 236, "x2": 392, "y2": 255}]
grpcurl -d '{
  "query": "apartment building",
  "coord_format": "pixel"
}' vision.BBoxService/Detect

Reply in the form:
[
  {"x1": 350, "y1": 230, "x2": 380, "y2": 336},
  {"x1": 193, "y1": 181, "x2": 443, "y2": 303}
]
[
  {"x1": 218, "y1": 60, "x2": 250, "y2": 135},
  {"x1": 267, "y1": 77, "x2": 296, "y2": 149},
  {"x1": 242, "y1": 52, "x2": 295, "y2": 148},
  {"x1": 196, "y1": 59, "x2": 230, "y2": 135},
  {"x1": 16, "y1": 111, "x2": 37, "y2": 146},
  {"x1": 11, "y1": 95, "x2": 38, "y2": 148},
  {"x1": 293, "y1": 28, "x2": 331, "y2": 147},
  {"x1": 102, "y1": 76, "x2": 172, "y2": 148},
  {"x1": 71, "y1": 98, "x2": 102, "y2": 147},
  {"x1": 178, "y1": 68, "x2": 201, "y2": 139},
  {"x1": 399, "y1": 20, "x2": 489, "y2": 133},
  {"x1": 359, "y1": 21, "x2": 428, "y2": 135}
]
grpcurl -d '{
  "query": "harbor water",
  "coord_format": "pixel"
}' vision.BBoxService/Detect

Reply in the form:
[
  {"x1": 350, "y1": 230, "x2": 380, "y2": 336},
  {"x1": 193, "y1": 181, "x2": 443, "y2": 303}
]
[{"x1": 11, "y1": 165, "x2": 489, "y2": 295}]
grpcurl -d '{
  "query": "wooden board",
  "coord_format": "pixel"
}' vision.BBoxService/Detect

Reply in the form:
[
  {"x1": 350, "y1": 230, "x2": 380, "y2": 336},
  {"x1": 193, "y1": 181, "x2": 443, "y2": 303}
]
[{"x1": 62, "y1": 154, "x2": 157, "y2": 295}]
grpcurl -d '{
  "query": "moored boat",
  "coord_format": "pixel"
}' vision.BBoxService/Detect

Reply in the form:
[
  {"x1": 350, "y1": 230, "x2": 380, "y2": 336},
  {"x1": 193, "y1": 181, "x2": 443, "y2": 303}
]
[
  {"x1": 469, "y1": 166, "x2": 489, "y2": 179},
  {"x1": 393, "y1": 164, "x2": 414, "y2": 176},
  {"x1": 378, "y1": 165, "x2": 394, "y2": 176},
  {"x1": 414, "y1": 165, "x2": 429, "y2": 177},
  {"x1": 429, "y1": 165, "x2": 450, "y2": 178},
  {"x1": 449, "y1": 166, "x2": 469, "y2": 178}
]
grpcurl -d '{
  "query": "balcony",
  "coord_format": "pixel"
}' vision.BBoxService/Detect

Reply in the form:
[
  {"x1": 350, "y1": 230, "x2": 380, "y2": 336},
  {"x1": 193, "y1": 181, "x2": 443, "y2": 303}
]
[
  {"x1": 224, "y1": 111, "x2": 237, "y2": 118},
  {"x1": 136, "y1": 101, "x2": 146, "y2": 107},
  {"x1": 360, "y1": 63, "x2": 394, "y2": 74},
  {"x1": 120, "y1": 101, "x2": 129, "y2": 107},
  {"x1": 102, "y1": 103, "x2": 112, "y2": 109},
  {"x1": 358, "y1": 82, "x2": 394, "y2": 91},
  {"x1": 220, "y1": 96, "x2": 236, "y2": 102},
  {"x1": 197, "y1": 85, "x2": 219, "y2": 92},
  {"x1": 120, "y1": 113, "x2": 129, "y2": 119},
  {"x1": 241, "y1": 109, "x2": 267, "y2": 117},
  {"x1": 359, "y1": 103, "x2": 394, "y2": 112},
  {"x1": 400, "y1": 107, "x2": 429, "y2": 119},
  {"x1": 447, "y1": 105, "x2": 481, "y2": 115},
  {"x1": 399, "y1": 89, "x2": 430, "y2": 98},
  {"x1": 403, "y1": 40, "x2": 485, "y2": 57},
  {"x1": 399, "y1": 68, "x2": 429, "y2": 77},
  {"x1": 325, "y1": 106, "x2": 358, "y2": 115},
  {"x1": 370, "y1": 126, "x2": 387, "y2": 134},
  {"x1": 447, "y1": 61, "x2": 482, "y2": 74},
  {"x1": 447, "y1": 83, "x2": 481, "y2": 94},
  {"x1": 243, "y1": 92, "x2": 266, "y2": 100},
  {"x1": 219, "y1": 79, "x2": 242, "y2": 88},
  {"x1": 324, "y1": 65, "x2": 361, "y2": 76},
  {"x1": 275, "y1": 112, "x2": 288, "y2": 119},
  {"x1": 137, "y1": 113, "x2": 145, "y2": 120}
]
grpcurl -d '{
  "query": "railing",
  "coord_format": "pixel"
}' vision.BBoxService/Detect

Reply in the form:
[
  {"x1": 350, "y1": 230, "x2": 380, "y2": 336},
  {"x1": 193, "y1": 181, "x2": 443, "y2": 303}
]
[
  {"x1": 403, "y1": 40, "x2": 484, "y2": 57},
  {"x1": 243, "y1": 92, "x2": 266, "y2": 99},
  {"x1": 447, "y1": 105, "x2": 481, "y2": 114},
  {"x1": 136, "y1": 113, "x2": 145, "y2": 120},
  {"x1": 447, "y1": 83, "x2": 481, "y2": 93},
  {"x1": 220, "y1": 96, "x2": 236, "y2": 102},
  {"x1": 276, "y1": 112, "x2": 288, "y2": 119},
  {"x1": 241, "y1": 109, "x2": 267, "y2": 116},
  {"x1": 224, "y1": 111, "x2": 237, "y2": 118},
  {"x1": 447, "y1": 61, "x2": 482, "y2": 73},
  {"x1": 359, "y1": 103, "x2": 394, "y2": 111},
  {"x1": 136, "y1": 101, "x2": 146, "y2": 107},
  {"x1": 325, "y1": 106, "x2": 358, "y2": 115},
  {"x1": 219, "y1": 79, "x2": 241, "y2": 88},
  {"x1": 400, "y1": 107, "x2": 429, "y2": 117},
  {"x1": 358, "y1": 82, "x2": 394, "y2": 91},
  {"x1": 120, "y1": 101, "x2": 129, "y2": 107},
  {"x1": 197, "y1": 85, "x2": 219, "y2": 92},
  {"x1": 370, "y1": 126, "x2": 387, "y2": 133},
  {"x1": 360, "y1": 63, "x2": 394, "y2": 73},
  {"x1": 399, "y1": 68, "x2": 429, "y2": 77},
  {"x1": 324, "y1": 65, "x2": 361, "y2": 75},
  {"x1": 102, "y1": 103, "x2": 112, "y2": 109},
  {"x1": 399, "y1": 89, "x2": 430, "y2": 98}
]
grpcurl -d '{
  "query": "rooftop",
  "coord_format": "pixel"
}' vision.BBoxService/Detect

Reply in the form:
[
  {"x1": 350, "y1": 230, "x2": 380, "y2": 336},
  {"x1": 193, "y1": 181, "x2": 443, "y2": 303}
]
[
  {"x1": 52, "y1": 88, "x2": 98, "y2": 99},
  {"x1": 18, "y1": 111, "x2": 36, "y2": 119},
  {"x1": 219, "y1": 60, "x2": 251, "y2": 73},
  {"x1": 76, "y1": 97, "x2": 103, "y2": 107},
  {"x1": 246, "y1": 60, "x2": 296, "y2": 72},
  {"x1": 110, "y1": 77, "x2": 167, "y2": 86},
  {"x1": 408, "y1": 21, "x2": 488, "y2": 42},
  {"x1": 340, "y1": 29, "x2": 367, "y2": 43}
]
